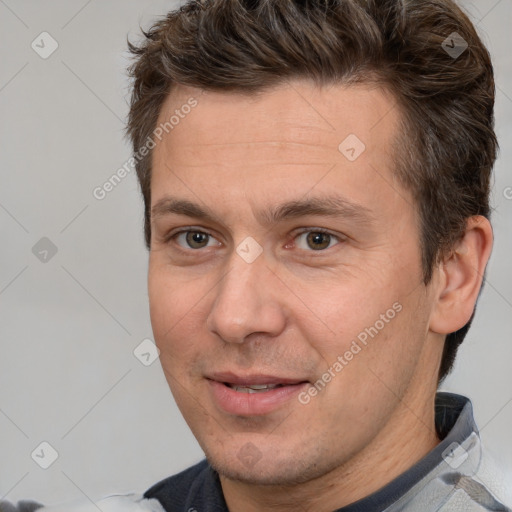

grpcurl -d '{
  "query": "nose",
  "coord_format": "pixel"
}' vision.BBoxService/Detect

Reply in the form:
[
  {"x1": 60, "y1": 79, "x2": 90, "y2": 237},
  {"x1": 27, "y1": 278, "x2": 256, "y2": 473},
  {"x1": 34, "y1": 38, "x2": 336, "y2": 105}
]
[{"x1": 206, "y1": 252, "x2": 287, "y2": 344}]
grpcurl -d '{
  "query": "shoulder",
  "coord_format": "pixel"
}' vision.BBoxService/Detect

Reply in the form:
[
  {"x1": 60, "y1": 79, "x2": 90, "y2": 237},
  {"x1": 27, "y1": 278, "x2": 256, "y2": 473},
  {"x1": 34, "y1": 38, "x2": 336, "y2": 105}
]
[
  {"x1": 433, "y1": 435, "x2": 512, "y2": 511},
  {"x1": 0, "y1": 501, "x2": 44, "y2": 512},
  {"x1": 472, "y1": 445, "x2": 512, "y2": 508},
  {"x1": 1, "y1": 494, "x2": 165, "y2": 512},
  {"x1": 0, "y1": 460, "x2": 212, "y2": 512}
]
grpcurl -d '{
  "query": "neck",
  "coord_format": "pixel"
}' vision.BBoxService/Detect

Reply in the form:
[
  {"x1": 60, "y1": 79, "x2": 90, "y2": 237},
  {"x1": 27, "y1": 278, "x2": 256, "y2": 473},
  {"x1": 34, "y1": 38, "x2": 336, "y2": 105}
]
[{"x1": 220, "y1": 383, "x2": 440, "y2": 512}]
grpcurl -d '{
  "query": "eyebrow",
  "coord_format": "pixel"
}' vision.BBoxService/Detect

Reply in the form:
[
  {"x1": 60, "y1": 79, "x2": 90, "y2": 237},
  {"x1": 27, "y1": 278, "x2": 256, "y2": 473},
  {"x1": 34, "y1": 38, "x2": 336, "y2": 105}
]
[
  {"x1": 259, "y1": 195, "x2": 375, "y2": 226},
  {"x1": 151, "y1": 195, "x2": 375, "y2": 227}
]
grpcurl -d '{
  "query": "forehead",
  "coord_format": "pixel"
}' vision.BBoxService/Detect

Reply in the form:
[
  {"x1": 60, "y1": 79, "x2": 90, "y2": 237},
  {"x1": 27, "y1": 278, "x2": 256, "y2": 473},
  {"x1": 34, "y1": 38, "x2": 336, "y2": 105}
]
[
  {"x1": 156, "y1": 80, "x2": 398, "y2": 155},
  {"x1": 151, "y1": 80, "x2": 406, "y2": 213}
]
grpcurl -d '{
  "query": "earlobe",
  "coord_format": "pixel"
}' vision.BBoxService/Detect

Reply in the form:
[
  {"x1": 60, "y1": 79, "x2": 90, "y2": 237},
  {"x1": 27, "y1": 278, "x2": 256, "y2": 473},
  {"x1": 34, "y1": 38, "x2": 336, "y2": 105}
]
[{"x1": 429, "y1": 216, "x2": 493, "y2": 335}]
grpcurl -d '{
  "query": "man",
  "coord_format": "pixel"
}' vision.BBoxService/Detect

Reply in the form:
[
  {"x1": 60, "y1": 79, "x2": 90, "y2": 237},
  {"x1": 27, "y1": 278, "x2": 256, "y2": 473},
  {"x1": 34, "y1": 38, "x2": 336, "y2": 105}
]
[{"x1": 3, "y1": 0, "x2": 510, "y2": 510}]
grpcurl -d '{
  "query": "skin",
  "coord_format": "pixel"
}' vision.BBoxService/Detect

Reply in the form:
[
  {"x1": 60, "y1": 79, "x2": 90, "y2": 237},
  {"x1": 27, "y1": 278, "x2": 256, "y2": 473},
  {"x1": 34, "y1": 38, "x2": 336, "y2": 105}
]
[{"x1": 148, "y1": 80, "x2": 493, "y2": 511}]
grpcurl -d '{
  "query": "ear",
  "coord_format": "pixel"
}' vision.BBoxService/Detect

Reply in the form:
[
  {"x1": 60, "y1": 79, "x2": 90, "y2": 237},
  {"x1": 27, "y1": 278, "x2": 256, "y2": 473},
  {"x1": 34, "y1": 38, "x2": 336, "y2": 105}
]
[{"x1": 429, "y1": 216, "x2": 493, "y2": 335}]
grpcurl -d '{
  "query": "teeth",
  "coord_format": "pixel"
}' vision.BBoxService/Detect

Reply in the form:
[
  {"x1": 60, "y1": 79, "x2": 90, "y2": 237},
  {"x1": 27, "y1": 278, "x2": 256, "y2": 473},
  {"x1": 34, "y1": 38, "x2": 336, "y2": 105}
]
[
  {"x1": 246, "y1": 384, "x2": 279, "y2": 390},
  {"x1": 228, "y1": 384, "x2": 282, "y2": 393}
]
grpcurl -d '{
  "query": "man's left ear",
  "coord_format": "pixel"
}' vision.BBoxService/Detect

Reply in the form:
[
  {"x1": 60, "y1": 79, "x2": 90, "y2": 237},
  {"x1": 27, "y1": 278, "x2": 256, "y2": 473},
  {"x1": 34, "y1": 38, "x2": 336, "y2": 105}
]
[{"x1": 430, "y1": 215, "x2": 493, "y2": 335}]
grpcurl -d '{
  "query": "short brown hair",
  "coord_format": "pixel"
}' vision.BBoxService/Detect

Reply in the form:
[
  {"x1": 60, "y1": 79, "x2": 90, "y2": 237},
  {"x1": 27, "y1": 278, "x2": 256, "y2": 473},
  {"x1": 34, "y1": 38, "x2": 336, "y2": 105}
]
[{"x1": 125, "y1": 0, "x2": 498, "y2": 383}]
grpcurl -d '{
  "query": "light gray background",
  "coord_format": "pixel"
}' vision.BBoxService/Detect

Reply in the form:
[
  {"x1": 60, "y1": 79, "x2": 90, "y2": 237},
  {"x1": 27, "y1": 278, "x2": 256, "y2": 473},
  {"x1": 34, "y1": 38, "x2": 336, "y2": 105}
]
[{"x1": 1, "y1": 0, "x2": 511, "y2": 505}]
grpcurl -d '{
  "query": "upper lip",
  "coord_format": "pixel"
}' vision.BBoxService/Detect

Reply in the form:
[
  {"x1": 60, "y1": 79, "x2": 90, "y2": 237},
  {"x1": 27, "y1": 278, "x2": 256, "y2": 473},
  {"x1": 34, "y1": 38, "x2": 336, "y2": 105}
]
[{"x1": 207, "y1": 372, "x2": 309, "y2": 386}]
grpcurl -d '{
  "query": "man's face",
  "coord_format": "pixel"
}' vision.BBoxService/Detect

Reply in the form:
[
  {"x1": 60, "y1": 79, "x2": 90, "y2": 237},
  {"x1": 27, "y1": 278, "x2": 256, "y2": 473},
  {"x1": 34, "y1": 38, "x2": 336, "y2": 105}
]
[{"x1": 148, "y1": 81, "x2": 440, "y2": 485}]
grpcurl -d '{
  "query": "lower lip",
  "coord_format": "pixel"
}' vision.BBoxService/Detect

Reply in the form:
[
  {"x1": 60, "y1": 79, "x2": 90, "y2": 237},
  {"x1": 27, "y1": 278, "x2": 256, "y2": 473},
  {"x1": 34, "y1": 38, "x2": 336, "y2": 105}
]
[{"x1": 207, "y1": 380, "x2": 308, "y2": 416}]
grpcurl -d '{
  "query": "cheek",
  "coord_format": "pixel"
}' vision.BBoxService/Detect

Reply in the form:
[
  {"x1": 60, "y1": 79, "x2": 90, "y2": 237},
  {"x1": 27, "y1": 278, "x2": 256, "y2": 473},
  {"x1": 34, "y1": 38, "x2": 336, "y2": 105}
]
[
  {"x1": 298, "y1": 282, "x2": 398, "y2": 355},
  {"x1": 148, "y1": 263, "x2": 206, "y2": 361},
  {"x1": 148, "y1": 273, "x2": 208, "y2": 411},
  {"x1": 304, "y1": 275, "x2": 428, "y2": 387},
  {"x1": 311, "y1": 303, "x2": 429, "y2": 444}
]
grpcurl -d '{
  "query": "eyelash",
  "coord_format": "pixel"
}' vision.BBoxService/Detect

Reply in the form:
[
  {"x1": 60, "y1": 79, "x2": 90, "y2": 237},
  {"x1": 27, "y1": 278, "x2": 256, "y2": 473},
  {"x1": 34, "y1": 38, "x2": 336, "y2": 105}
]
[{"x1": 165, "y1": 227, "x2": 343, "y2": 252}]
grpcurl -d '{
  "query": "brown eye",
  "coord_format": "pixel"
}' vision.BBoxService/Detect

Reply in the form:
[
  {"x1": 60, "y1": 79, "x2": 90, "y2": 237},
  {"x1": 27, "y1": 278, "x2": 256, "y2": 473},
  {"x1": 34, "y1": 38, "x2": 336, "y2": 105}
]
[
  {"x1": 294, "y1": 230, "x2": 340, "y2": 251},
  {"x1": 306, "y1": 232, "x2": 331, "y2": 250},
  {"x1": 179, "y1": 231, "x2": 211, "y2": 249}
]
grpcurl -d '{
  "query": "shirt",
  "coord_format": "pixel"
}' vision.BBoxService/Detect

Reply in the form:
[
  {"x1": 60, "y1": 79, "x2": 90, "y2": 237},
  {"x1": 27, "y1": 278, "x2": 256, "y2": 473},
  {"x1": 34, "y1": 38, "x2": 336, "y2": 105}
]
[{"x1": 2, "y1": 393, "x2": 510, "y2": 512}]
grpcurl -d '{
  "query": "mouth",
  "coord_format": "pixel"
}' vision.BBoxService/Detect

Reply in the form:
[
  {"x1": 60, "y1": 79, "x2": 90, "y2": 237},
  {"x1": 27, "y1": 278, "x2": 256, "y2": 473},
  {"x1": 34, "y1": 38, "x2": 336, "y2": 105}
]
[
  {"x1": 206, "y1": 372, "x2": 310, "y2": 415},
  {"x1": 223, "y1": 383, "x2": 287, "y2": 393}
]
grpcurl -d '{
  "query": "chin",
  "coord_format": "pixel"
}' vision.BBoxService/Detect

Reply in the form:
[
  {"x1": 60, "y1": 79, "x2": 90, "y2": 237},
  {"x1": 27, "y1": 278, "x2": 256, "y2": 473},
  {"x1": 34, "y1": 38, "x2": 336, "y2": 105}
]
[{"x1": 204, "y1": 443, "x2": 339, "y2": 486}]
